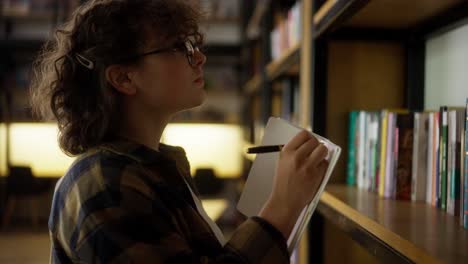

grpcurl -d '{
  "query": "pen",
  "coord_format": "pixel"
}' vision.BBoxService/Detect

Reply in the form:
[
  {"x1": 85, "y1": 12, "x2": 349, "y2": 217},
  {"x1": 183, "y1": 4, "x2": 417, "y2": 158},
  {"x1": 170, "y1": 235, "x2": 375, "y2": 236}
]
[{"x1": 247, "y1": 144, "x2": 285, "y2": 154}]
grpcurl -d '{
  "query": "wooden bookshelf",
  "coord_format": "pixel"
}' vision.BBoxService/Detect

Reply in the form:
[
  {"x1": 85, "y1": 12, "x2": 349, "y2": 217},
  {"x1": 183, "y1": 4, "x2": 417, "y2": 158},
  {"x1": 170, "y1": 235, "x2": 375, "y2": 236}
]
[
  {"x1": 242, "y1": 42, "x2": 300, "y2": 95},
  {"x1": 319, "y1": 185, "x2": 468, "y2": 263},
  {"x1": 243, "y1": 75, "x2": 261, "y2": 95},
  {"x1": 266, "y1": 42, "x2": 300, "y2": 81},
  {"x1": 242, "y1": 0, "x2": 468, "y2": 263}
]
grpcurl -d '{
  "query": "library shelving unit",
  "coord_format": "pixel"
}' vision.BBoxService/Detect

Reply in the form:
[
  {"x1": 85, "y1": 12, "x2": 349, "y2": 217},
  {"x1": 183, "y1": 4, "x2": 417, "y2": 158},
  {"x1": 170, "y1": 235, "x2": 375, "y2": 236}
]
[{"x1": 241, "y1": 0, "x2": 468, "y2": 263}]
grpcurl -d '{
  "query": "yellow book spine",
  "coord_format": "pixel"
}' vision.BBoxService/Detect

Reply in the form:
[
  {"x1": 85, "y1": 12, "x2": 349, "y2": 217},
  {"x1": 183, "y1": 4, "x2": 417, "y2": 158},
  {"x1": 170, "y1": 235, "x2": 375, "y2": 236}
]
[{"x1": 378, "y1": 110, "x2": 388, "y2": 197}]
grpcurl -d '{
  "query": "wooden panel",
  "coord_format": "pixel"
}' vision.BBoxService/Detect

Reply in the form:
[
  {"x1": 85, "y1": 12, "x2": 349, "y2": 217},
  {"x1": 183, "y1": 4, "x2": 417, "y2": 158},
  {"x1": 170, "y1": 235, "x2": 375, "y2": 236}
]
[
  {"x1": 346, "y1": 0, "x2": 461, "y2": 28},
  {"x1": 320, "y1": 185, "x2": 468, "y2": 264},
  {"x1": 326, "y1": 41, "x2": 405, "y2": 183},
  {"x1": 324, "y1": 220, "x2": 380, "y2": 264}
]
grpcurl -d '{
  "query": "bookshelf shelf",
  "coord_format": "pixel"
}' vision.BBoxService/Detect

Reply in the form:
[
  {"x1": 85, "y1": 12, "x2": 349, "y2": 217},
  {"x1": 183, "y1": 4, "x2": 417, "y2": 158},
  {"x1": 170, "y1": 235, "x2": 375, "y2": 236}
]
[
  {"x1": 266, "y1": 42, "x2": 300, "y2": 81},
  {"x1": 313, "y1": 0, "x2": 465, "y2": 39},
  {"x1": 319, "y1": 185, "x2": 468, "y2": 264},
  {"x1": 313, "y1": 0, "x2": 368, "y2": 38},
  {"x1": 243, "y1": 75, "x2": 261, "y2": 95},
  {"x1": 242, "y1": 43, "x2": 300, "y2": 95}
]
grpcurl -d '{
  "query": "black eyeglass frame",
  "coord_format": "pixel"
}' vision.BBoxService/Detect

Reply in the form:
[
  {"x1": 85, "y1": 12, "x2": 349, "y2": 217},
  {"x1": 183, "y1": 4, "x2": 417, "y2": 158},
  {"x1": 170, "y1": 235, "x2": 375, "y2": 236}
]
[{"x1": 121, "y1": 39, "x2": 200, "y2": 66}]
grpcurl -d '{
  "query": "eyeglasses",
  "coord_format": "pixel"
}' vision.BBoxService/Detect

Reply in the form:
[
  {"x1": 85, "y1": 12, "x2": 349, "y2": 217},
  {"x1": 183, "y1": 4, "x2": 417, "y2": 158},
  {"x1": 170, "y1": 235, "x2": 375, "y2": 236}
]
[{"x1": 125, "y1": 39, "x2": 200, "y2": 67}]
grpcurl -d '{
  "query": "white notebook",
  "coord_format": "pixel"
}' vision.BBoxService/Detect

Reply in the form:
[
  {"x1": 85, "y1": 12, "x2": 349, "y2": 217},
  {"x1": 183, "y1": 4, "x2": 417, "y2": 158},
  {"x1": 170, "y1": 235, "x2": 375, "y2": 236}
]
[{"x1": 237, "y1": 117, "x2": 341, "y2": 253}]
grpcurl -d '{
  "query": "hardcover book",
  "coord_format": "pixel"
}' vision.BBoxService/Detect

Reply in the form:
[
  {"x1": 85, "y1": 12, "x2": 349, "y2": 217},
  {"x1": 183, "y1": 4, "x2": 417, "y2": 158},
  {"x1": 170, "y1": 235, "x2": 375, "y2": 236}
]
[{"x1": 395, "y1": 113, "x2": 414, "y2": 200}]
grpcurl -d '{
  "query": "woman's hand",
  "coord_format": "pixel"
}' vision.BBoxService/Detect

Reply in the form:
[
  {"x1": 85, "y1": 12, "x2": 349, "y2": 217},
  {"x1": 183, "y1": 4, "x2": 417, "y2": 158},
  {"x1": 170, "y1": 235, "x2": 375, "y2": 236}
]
[{"x1": 259, "y1": 130, "x2": 329, "y2": 239}]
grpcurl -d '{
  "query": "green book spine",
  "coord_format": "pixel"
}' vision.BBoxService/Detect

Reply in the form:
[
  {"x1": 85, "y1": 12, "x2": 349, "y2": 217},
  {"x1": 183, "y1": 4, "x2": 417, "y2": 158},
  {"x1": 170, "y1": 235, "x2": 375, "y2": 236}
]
[
  {"x1": 347, "y1": 111, "x2": 358, "y2": 185},
  {"x1": 441, "y1": 106, "x2": 448, "y2": 210},
  {"x1": 464, "y1": 99, "x2": 468, "y2": 228}
]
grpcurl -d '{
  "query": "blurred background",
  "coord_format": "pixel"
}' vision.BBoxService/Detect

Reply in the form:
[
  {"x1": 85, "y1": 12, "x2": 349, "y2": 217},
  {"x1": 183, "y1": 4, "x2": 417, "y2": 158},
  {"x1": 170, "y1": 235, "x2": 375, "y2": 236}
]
[{"x1": 4, "y1": 0, "x2": 468, "y2": 263}]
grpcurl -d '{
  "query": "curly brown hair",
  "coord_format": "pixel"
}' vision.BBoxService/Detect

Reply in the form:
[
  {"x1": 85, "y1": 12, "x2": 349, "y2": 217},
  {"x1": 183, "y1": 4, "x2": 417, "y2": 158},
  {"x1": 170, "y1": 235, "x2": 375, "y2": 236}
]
[{"x1": 30, "y1": 0, "x2": 203, "y2": 156}]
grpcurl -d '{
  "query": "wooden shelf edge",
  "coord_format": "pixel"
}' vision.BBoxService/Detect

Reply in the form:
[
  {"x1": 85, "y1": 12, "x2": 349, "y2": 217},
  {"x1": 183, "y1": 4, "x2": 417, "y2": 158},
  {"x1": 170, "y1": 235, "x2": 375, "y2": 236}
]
[
  {"x1": 313, "y1": 0, "x2": 338, "y2": 25},
  {"x1": 245, "y1": 0, "x2": 270, "y2": 40},
  {"x1": 243, "y1": 75, "x2": 261, "y2": 95},
  {"x1": 313, "y1": 0, "x2": 370, "y2": 39},
  {"x1": 266, "y1": 42, "x2": 300, "y2": 81},
  {"x1": 319, "y1": 190, "x2": 443, "y2": 264}
]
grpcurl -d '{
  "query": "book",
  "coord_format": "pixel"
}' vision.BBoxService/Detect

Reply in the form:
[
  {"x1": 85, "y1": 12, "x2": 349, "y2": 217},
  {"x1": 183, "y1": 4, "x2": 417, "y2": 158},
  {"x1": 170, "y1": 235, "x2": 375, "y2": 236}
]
[
  {"x1": 374, "y1": 112, "x2": 382, "y2": 192},
  {"x1": 447, "y1": 110, "x2": 456, "y2": 214},
  {"x1": 384, "y1": 112, "x2": 396, "y2": 198},
  {"x1": 369, "y1": 112, "x2": 380, "y2": 192},
  {"x1": 347, "y1": 111, "x2": 358, "y2": 185},
  {"x1": 433, "y1": 112, "x2": 440, "y2": 207},
  {"x1": 412, "y1": 112, "x2": 429, "y2": 202},
  {"x1": 464, "y1": 99, "x2": 468, "y2": 228},
  {"x1": 357, "y1": 111, "x2": 366, "y2": 190},
  {"x1": 446, "y1": 109, "x2": 464, "y2": 215},
  {"x1": 454, "y1": 109, "x2": 464, "y2": 216},
  {"x1": 395, "y1": 113, "x2": 414, "y2": 200},
  {"x1": 378, "y1": 110, "x2": 389, "y2": 197},
  {"x1": 461, "y1": 107, "x2": 466, "y2": 225},
  {"x1": 365, "y1": 112, "x2": 373, "y2": 190},
  {"x1": 237, "y1": 117, "x2": 341, "y2": 252},
  {"x1": 426, "y1": 112, "x2": 434, "y2": 204},
  {"x1": 439, "y1": 106, "x2": 448, "y2": 210}
]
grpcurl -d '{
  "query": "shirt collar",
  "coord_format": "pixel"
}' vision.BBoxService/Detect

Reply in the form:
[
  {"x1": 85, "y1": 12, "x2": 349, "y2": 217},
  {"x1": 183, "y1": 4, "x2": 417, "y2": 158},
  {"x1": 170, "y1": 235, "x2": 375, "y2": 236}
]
[{"x1": 99, "y1": 138, "x2": 187, "y2": 165}]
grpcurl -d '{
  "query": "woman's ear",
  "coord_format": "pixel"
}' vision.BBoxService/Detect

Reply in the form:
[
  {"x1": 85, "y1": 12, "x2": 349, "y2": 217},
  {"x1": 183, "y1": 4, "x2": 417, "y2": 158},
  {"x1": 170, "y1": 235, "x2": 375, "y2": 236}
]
[{"x1": 105, "y1": 65, "x2": 137, "y2": 95}]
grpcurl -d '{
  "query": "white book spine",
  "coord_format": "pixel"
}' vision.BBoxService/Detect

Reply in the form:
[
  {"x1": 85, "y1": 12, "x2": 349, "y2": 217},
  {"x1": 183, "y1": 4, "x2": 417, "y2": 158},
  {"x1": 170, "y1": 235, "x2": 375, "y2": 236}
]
[
  {"x1": 357, "y1": 111, "x2": 366, "y2": 189},
  {"x1": 365, "y1": 113, "x2": 373, "y2": 190},
  {"x1": 426, "y1": 113, "x2": 434, "y2": 204},
  {"x1": 412, "y1": 113, "x2": 420, "y2": 201},
  {"x1": 447, "y1": 111, "x2": 457, "y2": 215},
  {"x1": 385, "y1": 113, "x2": 395, "y2": 198}
]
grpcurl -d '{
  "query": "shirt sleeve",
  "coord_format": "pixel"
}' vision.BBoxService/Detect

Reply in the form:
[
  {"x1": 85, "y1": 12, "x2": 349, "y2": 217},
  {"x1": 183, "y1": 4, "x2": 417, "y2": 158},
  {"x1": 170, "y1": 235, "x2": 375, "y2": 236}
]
[{"x1": 73, "y1": 176, "x2": 290, "y2": 264}]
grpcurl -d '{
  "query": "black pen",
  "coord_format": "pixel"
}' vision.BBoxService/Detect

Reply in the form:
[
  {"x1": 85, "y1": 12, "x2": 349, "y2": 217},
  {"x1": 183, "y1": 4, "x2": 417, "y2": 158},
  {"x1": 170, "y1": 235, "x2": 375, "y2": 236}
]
[{"x1": 247, "y1": 144, "x2": 285, "y2": 154}]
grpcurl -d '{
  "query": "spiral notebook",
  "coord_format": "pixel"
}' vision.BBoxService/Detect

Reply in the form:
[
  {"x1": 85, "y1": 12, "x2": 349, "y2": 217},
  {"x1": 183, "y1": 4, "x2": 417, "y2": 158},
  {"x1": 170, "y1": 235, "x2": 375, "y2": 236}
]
[{"x1": 237, "y1": 117, "x2": 341, "y2": 253}]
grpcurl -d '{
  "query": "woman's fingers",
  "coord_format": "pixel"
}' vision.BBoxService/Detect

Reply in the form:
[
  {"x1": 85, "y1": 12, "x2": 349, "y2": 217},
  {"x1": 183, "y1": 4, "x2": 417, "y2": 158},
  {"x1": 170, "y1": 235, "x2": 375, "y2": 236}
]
[
  {"x1": 283, "y1": 130, "x2": 314, "y2": 151},
  {"x1": 307, "y1": 144, "x2": 328, "y2": 168},
  {"x1": 295, "y1": 137, "x2": 319, "y2": 163},
  {"x1": 317, "y1": 159, "x2": 329, "y2": 174}
]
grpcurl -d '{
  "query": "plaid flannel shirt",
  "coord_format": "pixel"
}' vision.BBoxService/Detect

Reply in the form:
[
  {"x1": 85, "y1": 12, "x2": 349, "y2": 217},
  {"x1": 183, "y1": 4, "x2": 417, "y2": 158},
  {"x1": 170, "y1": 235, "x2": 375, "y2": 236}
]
[{"x1": 49, "y1": 139, "x2": 290, "y2": 263}]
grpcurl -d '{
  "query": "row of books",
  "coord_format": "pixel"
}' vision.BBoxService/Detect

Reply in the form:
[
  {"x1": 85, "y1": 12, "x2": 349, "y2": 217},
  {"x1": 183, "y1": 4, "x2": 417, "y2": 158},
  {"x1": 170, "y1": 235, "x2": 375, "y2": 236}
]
[
  {"x1": 346, "y1": 99, "x2": 468, "y2": 228},
  {"x1": 270, "y1": 1, "x2": 301, "y2": 61}
]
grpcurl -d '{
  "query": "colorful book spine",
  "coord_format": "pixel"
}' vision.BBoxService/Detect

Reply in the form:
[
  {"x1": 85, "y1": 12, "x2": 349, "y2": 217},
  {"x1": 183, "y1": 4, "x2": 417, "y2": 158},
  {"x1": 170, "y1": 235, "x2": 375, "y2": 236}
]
[
  {"x1": 374, "y1": 112, "x2": 382, "y2": 192},
  {"x1": 357, "y1": 111, "x2": 366, "y2": 189},
  {"x1": 453, "y1": 110, "x2": 464, "y2": 217},
  {"x1": 461, "y1": 108, "x2": 466, "y2": 225},
  {"x1": 426, "y1": 112, "x2": 434, "y2": 204},
  {"x1": 447, "y1": 110, "x2": 456, "y2": 215},
  {"x1": 464, "y1": 99, "x2": 468, "y2": 228},
  {"x1": 395, "y1": 113, "x2": 414, "y2": 200},
  {"x1": 378, "y1": 110, "x2": 389, "y2": 197},
  {"x1": 440, "y1": 106, "x2": 448, "y2": 210},
  {"x1": 369, "y1": 112, "x2": 379, "y2": 192},
  {"x1": 384, "y1": 112, "x2": 395, "y2": 198},
  {"x1": 412, "y1": 112, "x2": 428, "y2": 202},
  {"x1": 365, "y1": 113, "x2": 372, "y2": 190},
  {"x1": 432, "y1": 112, "x2": 439, "y2": 207},
  {"x1": 347, "y1": 111, "x2": 358, "y2": 185}
]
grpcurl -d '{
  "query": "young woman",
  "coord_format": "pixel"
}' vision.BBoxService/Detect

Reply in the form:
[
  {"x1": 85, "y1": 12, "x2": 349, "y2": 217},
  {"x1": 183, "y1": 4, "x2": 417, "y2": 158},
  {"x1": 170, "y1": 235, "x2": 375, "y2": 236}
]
[{"x1": 30, "y1": 0, "x2": 329, "y2": 263}]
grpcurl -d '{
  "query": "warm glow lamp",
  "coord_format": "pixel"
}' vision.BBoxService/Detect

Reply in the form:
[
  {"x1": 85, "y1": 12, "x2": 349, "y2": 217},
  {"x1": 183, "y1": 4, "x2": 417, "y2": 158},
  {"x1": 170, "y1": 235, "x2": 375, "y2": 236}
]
[
  {"x1": 162, "y1": 123, "x2": 244, "y2": 178},
  {"x1": 8, "y1": 123, "x2": 75, "y2": 177},
  {"x1": 0, "y1": 123, "x2": 7, "y2": 176},
  {"x1": 5, "y1": 122, "x2": 244, "y2": 179}
]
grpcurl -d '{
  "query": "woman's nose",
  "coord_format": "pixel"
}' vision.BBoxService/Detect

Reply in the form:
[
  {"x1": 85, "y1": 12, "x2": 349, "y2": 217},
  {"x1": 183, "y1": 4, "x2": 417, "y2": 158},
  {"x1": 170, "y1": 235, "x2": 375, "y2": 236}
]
[{"x1": 193, "y1": 49, "x2": 206, "y2": 67}]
